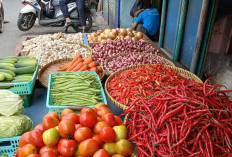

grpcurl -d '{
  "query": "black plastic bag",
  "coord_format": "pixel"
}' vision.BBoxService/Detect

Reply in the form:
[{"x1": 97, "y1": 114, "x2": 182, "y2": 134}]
[{"x1": 130, "y1": 0, "x2": 143, "y2": 17}]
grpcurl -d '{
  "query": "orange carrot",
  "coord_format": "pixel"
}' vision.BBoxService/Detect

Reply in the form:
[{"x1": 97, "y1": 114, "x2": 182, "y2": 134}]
[
  {"x1": 88, "y1": 61, "x2": 99, "y2": 68},
  {"x1": 83, "y1": 56, "x2": 93, "y2": 64},
  {"x1": 72, "y1": 62, "x2": 84, "y2": 72},
  {"x1": 96, "y1": 66, "x2": 102, "y2": 72},
  {"x1": 89, "y1": 67, "x2": 99, "y2": 73},
  {"x1": 58, "y1": 63, "x2": 71, "y2": 71},
  {"x1": 67, "y1": 58, "x2": 84, "y2": 71},
  {"x1": 79, "y1": 64, "x2": 89, "y2": 71},
  {"x1": 98, "y1": 72, "x2": 102, "y2": 78},
  {"x1": 66, "y1": 54, "x2": 82, "y2": 70}
]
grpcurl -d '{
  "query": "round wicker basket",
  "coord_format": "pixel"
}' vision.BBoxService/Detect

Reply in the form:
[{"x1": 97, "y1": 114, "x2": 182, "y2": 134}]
[
  {"x1": 104, "y1": 52, "x2": 175, "y2": 76},
  {"x1": 39, "y1": 58, "x2": 104, "y2": 88},
  {"x1": 105, "y1": 64, "x2": 203, "y2": 111}
]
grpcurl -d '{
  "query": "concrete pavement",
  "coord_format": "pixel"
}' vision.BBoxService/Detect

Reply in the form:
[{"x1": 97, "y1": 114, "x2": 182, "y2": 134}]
[{"x1": 0, "y1": 0, "x2": 109, "y2": 58}]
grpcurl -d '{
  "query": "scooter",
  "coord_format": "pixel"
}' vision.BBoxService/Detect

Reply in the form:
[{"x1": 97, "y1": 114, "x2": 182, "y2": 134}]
[{"x1": 17, "y1": 0, "x2": 93, "y2": 32}]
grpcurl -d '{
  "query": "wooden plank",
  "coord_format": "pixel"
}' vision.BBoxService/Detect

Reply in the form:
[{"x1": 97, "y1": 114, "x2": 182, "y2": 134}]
[{"x1": 13, "y1": 35, "x2": 36, "y2": 56}]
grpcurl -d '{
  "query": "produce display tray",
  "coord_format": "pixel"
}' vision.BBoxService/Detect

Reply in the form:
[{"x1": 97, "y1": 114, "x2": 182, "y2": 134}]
[
  {"x1": 39, "y1": 58, "x2": 73, "y2": 88},
  {"x1": 46, "y1": 71, "x2": 107, "y2": 114},
  {"x1": 0, "y1": 58, "x2": 40, "y2": 95},
  {"x1": 14, "y1": 34, "x2": 90, "y2": 57},
  {"x1": 0, "y1": 136, "x2": 20, "y2": 157}
]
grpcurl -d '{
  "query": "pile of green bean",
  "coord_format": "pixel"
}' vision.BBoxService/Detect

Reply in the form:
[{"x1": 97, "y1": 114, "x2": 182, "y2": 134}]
[{"x1": 51, "y1": 72, "x2": 103, "y2": 106}]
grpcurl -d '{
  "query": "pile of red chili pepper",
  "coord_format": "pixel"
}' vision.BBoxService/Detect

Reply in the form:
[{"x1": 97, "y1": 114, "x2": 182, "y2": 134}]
[
  {"x1": 107, "y1": 64, "x2": 192, "y2": 106},
  {"x1": 123, "y1": 78, "x2": 232, "y2": 156}
]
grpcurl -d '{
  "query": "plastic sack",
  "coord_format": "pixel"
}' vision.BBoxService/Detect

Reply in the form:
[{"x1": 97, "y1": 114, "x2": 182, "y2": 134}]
[
  {"x1": 203, "y1": 53, "x2": 230, "y2": 77},
  {"x1": 0, "y1": 114, "x2": 33, "y2": 138},
  {"x1": 0, "y1": 90, "x2": 24, "y2": 117}
]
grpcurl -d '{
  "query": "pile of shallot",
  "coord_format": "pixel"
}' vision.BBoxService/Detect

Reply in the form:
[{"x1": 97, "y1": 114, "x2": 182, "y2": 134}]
[
  {"x1": 106, "y1": 53, "x2": 172, "y2": 72},
  {"x1": 92, "y1": 39, "x2": 159, "y2": 68}
]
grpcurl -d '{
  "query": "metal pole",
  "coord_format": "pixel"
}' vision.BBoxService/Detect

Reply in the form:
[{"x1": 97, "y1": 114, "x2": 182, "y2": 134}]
[
  {"x1": 158, "y1": 0, "x2": 168, "y2": 48},
  {"x1": 117, "y1": 0, "x2": 120, "y2": 28},
  {"x1": 197, "y1": 0, "x2": 217, "y2": 77},
  {"x1": 173, "y1": 0, "x2": 188, "y2": 62},
  {"x1": 190, "y1": 0, "x2": 210, "y2": 73}
]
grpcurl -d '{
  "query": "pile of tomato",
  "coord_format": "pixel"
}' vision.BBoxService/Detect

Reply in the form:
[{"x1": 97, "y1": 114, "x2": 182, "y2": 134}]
[{"x1": 16, "y1": 103, "x2": 133, "y2": 157}]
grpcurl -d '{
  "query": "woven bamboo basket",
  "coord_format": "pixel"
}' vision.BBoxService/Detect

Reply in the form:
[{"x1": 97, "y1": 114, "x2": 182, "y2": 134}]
[
  {"x1": 39, "y1": 58, "x2": 104, "y2": 88},
  {"x1": 104, "y1": 52, "x2": 175, "y2": 76},
  {"x1": 105, "y1": 64, "x2": 203, "y2": 111}
]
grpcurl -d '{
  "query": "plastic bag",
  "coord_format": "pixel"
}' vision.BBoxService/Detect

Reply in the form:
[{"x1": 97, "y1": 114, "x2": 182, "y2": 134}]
[{"x1": 130, "y1": 0, "x2": 143, "y2": 17}]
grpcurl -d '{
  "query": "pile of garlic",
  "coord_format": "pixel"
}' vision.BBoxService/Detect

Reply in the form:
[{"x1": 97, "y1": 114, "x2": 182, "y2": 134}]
[{"x1": 21, "y1": 33, "x2": 91, "y2": 67}]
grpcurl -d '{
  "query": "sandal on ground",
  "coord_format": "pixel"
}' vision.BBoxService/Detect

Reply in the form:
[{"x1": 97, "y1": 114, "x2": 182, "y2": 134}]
[{"x1": 63, "y1": 21, "x2": 73, "y2": 29}]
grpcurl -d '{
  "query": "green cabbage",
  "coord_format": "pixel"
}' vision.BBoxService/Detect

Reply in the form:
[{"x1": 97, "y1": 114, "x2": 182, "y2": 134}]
[
  {"x1": 0, "y1": 114, "x2": 33, "y2": 138},
  {"x1": 0, "y1": 90, "x2": 24, "y2": 116}
]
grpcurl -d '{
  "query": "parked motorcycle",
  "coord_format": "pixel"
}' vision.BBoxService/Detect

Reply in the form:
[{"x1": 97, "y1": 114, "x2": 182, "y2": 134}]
[{"x1": 17, "y1": 0, "x2": 93, "y2": 32}]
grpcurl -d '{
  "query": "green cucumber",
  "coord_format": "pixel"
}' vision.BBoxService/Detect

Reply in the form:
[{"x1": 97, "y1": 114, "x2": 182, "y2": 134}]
[
  {"x1": 11, "y1": 78, "x2": 31, "y2": 83},
  {"x1": 14, "y1": 75, "x2": 32, "y2": 81},
  {"x1": 17, "y1": 60, "x2": 37, "y2": 65},
  {"x1": 0, "y1": 63, "x2": 14, "y2": 67},
  {"x1": 0, "y1": 72, "x2": 13, "y2": 81},
  {"x1": 13, "y1": 66, "x2": 36, "y2": 74},
  {"x1": 14, "y1": 63, "x2": 36, "y2": 68},
  {"x1": 0, "y1": 65, "x2": 15, "y2": 71},
  {"x1": 0, "y1": 74, "x2": 5, "y2": 81},
  {"x1": 0, "y1": 69, "x2": 16, "y2": 77}
]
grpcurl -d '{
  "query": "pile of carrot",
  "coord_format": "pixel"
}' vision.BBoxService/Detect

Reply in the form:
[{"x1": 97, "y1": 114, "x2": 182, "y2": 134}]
[{"x1": 58, "y1": 54, "x2": 103, "y2": 78}]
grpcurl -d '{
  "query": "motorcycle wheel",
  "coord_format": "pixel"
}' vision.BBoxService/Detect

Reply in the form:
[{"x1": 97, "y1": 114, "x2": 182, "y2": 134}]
[
  {"x1": 17, "y1": 13, "x2": 36, "y2": 31},
  {"x1": 72, "y1": 13, "x2": 92, "y2": 32},
  {"x1": 0, "y1": 8, "x2": 3, "y2": 33}
]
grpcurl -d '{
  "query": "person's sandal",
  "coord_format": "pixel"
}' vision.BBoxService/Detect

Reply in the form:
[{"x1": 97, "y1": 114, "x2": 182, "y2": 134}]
[{"x1": 63, "y1": 21, "x2": 73, "y2": 29}]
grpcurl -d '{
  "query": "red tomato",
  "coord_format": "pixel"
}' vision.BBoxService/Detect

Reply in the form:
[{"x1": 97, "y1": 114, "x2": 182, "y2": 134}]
[
  {"x1": 79, "y1": 110, "x2": 97, "y2": 128},
  {"x1": 114, "y1": 116, "x2": 123, "y2": 125},
  {"x1": 61, "y1": 109, "x2": 73, "y2": 117},
  {"x1": 34, "y1": 124, "x2": 44, "y2": 132},
  {"x1": 102, "y1": 113, "x2": 117, "y2": 127},
  {"x1": 17, "y1": 144, "x2": 37, "y2": 156},
  {"x1": 58, "y1": 139, "x2": 77, "y2": 156},
  {"x1": 75, "y1": 124, "x2": 83, "y2": 130},
  {"x1": 27, "y1": 154, "x2": 40, "y2": 157},
  {"x1": 29, "y1": 129, "x2": 45, "y2": 147},
  {"x1": 74, "y1": 127, "x2": 92, "y2": 143},
  {"x1": 99, "y1": 127, "x2": 116, "y2": 142},
  {"x1": 97, "y1": 106, "x2": 112, "y2": 117},
  {"x1": 95, "y1": 103, "x2": 107, "y2": 109},
  {"x1": 45, "y1": 112, "x2": 59, "y2": 120},
  {"x1": 81, "y1": 108, "x2": 96, "y2": 114},
  {"x1": 62, "y1": 113, "x2": 79, "y2": 124},
  {"x1": 93, "y1": 121, "x2": 110, "y2": 134},
  {"x1": 41, "y1": 150, "x2": 58, "y2": 157},
  {"x1": 19, "y1": 132, "x2": 30, "y2": 148},
  {"x1": 79, "y1": 139, "x2": 99, "y2": 156},
  {"x1": 39, "y1": 146, "x2": 59, "y2": 156},
  {"x1": 43, "y1": 116, "x2": 59, "y2": 130},
  {"x1": 93, "y1": 149, "x2": 110, "y2": 157},
  {"x1": 58, "y1": 119, "x2": 75, "y2": 138},
  {"x1": 92, "y1": 134, "x2": 104, "y2": 147}
]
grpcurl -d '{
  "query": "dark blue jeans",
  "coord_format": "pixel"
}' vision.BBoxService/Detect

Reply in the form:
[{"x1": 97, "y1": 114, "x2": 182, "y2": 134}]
[{"x1": 59, "y1": 0, "x2": 86, "y2": 26}]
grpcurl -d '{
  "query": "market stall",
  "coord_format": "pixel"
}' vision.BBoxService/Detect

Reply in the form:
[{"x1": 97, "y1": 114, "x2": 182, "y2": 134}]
[{"x1": 0, "y1": 29, "x2": 231, "y2": 157}]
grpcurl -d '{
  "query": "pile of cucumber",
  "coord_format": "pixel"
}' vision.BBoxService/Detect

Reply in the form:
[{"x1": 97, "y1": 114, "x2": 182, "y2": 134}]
[{"x1": 0, "y1": 56, "x2": 38, "y2": 87}]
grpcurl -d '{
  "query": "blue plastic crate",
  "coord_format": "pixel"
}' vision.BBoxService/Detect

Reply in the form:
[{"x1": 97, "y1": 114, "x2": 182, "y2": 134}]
[
  {"x1": 0, "y1": 58, "x2": 40, "y2": 95},
  {"x1": 0, "y1": 136, "x2": 20, "y2": 156},
  {"x1": 46, "y1": 71, "x2": 107, "y2": 115}
]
